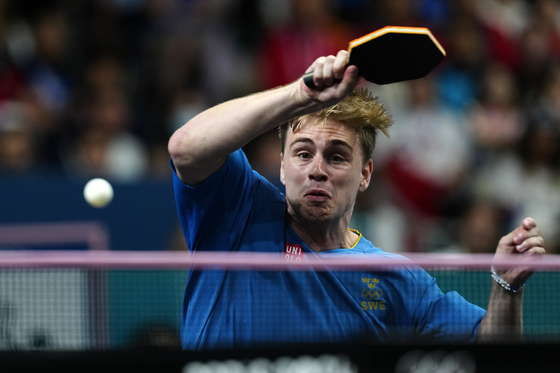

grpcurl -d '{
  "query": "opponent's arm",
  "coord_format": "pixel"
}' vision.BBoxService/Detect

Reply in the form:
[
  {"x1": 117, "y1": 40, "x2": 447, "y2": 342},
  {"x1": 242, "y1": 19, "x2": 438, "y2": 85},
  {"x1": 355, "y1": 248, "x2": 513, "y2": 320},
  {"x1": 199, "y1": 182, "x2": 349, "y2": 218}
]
[
  {"x1": 168, "y1": 51, "x2": 360, "y2": 186},
  {"x1": 478, "y1": 218, "x2": 545, "y2": 341}
]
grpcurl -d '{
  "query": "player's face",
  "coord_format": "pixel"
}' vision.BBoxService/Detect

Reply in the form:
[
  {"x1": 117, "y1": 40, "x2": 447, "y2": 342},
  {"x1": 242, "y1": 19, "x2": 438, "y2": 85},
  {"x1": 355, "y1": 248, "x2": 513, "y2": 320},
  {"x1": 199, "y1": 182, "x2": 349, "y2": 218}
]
[{"x1": 280, "y1": 118, "x2": 373, "y2": 225}]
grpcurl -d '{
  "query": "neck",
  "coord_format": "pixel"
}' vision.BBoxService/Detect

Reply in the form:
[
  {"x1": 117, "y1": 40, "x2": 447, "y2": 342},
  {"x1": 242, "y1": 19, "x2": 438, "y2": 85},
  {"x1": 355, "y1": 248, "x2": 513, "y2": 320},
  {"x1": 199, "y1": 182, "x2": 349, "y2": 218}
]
[{"x1": 287, "y1": 214, "x2": 359, "y2": 252}]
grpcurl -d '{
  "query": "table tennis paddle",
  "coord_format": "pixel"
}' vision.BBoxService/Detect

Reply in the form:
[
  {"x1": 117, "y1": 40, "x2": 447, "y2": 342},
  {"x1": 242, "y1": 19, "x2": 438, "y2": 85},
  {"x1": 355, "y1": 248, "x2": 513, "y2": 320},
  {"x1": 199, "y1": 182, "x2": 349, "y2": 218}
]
[{"x1": 303, "y1": 26, "x2": 446, "y2": 87}]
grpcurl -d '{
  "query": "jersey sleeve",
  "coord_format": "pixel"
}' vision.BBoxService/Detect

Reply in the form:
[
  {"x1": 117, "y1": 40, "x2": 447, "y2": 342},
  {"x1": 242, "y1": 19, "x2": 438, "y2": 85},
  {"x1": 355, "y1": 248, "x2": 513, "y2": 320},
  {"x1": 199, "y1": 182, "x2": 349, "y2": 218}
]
[
  {"x1": 170, "y1": 149, "x2": 258, "y2": 252},
  {"x1": 413, "y1": 272, "x2": 486, "y2": 342}
]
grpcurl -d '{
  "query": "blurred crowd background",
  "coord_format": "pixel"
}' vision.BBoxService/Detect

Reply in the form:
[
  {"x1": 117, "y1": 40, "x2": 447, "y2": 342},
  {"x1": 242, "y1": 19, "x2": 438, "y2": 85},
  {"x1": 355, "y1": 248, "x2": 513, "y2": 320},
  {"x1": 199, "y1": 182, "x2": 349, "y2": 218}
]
[{"x1": 0, "y1": 0, "x2": 560, "y2": 254}]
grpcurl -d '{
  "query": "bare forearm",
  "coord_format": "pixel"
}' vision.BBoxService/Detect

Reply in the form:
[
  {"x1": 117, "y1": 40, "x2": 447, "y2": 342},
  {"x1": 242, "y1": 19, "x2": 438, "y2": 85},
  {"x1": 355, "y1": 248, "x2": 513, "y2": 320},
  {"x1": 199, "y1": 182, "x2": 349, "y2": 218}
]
[
  {"x1": 168, "y1": 82, "x2": 319, "y2": 185},
  {"x1": 168, "y1": 51, "x2": 361, "y2": 186},
  {"x1": 478, "y1": 281, "x2": 523, "y2": 342},
  {"x1": 477, "y1": 217, "x2": 545, "y2": 342}
]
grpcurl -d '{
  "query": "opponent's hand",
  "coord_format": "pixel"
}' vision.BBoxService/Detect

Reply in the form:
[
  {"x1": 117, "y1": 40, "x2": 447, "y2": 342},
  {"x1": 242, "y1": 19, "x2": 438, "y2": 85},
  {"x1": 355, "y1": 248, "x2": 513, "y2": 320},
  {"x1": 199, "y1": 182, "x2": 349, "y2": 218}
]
[
  {"x1": 493, "y1": 217, "x2": 545, "y2": 287},
  {"x1": 298, "y1": 50, "x2": 361, "y2": 107}
]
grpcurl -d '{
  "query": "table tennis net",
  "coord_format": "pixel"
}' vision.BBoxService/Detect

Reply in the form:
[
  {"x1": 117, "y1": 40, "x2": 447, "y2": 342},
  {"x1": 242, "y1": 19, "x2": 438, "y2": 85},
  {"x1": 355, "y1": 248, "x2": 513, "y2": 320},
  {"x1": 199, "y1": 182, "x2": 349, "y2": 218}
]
[{"x1": 0, "y1": 251, "x2": 559, "y2": 350}]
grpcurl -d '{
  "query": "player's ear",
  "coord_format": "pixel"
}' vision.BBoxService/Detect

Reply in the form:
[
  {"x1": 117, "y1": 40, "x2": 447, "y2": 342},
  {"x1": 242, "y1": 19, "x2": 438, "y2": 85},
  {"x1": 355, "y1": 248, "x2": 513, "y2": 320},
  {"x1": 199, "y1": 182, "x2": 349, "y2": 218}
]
[
  {"x1": 280, "y1": 153, "x2": 286, "y2": 185},
  {"x1": 359, "y1": 159, "x2": 373, "y2": 192}
]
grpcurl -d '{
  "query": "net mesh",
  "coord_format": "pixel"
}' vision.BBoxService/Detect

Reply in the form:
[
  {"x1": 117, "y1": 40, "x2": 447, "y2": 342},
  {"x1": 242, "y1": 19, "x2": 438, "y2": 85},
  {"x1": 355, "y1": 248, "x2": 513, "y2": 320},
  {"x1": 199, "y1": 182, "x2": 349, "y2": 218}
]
[
  {"x1": 0, "y1": 267, "x2": 188, "y2": 350},
  {"x1": 428, "y1": 269, "x2": 560, "y2": 341},
  {"x1": 0, "y1": 251, "x2": 559, "y2": 350}
]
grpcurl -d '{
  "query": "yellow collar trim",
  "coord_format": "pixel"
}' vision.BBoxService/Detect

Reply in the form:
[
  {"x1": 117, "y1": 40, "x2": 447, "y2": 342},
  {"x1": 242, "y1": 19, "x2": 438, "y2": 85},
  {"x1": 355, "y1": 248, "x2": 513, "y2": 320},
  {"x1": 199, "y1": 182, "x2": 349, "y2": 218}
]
[{"x1": 349, "y1": 229, "x2": 362, "y2": 249}]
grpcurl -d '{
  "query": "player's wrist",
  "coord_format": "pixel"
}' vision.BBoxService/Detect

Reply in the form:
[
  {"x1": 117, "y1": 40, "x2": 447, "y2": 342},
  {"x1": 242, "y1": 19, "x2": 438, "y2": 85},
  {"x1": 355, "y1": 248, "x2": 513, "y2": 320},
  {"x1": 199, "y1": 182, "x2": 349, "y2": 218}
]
[
  {"x1": 291, "y1": 80, "x2": 327, "y2": 113},
  {"x1": 490, "y1": 266, "x2": 526, "y2": 293}
]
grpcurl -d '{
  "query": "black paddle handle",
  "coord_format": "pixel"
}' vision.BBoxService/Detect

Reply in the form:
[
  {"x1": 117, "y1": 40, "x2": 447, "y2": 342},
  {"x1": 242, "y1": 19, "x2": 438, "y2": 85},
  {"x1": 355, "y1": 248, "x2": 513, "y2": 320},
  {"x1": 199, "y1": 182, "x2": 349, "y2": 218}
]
[
  {"x1": 302, "y1": 71, "x2": 347, "y2": 88},
  {"x1": 302, "y1": 72, "x2": 316, "y2": 88}
]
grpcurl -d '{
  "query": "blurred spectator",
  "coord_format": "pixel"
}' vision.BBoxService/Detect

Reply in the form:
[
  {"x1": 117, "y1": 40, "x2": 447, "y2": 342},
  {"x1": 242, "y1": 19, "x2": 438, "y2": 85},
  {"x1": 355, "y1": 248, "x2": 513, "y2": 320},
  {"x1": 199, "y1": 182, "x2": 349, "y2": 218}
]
[
  {"x1": 0, "y1": 102, "x2": 35, "y2": 175},
  {"x1": 377, "y1": 0, "x2": 422, "y2": 27},
  {"x1": 149, "y1": 142, "x2": 173, "y2": 179},
  {"x1": 198, "y1": 0, "x2": 258, "y2": 103},
  {"x1": 156, "y1": 36, "x2": 201, "y2": 99},
  {"x1": 0, "y1": 54, "x2": 26, "y2": 106},
  {"x1": 516, "y1": 22, "x2": 556, "y2": 107},
  {"x1": 379, "y1": 76, "x2": 473, "y2": 218},
  {"x1": 0, "y1": 127, "x2": 34, "y2": 175},
  {"x1": 375, "y1": 76, "x2": 473, "y2": 251},
  {"x1": 56, "y1": 51, "x2": 150, "y2": 182},
  {"x1": 476, "y1": 0, "x2": 529, "y2": 36},
  {"x1": 532, "y1": 0, "x2": 560, "y2": 59},
  {"x1": 475, "y1": 0, "x2": 529, "y2": 70},
  {"x1": 85, "y1": 54, "x2": 128, "y2": 100},
  {"x1": 436, "y1": 15, "x2": 486, "y2": 112},
  {"x1": 24, "y1": 10, "x2": 72, "y2": 120},
  {"x1": 349, "y1": 183, "x2": 409, "y2": 253},
  {"x1": 443, "y1": 200, "x2": 506, "y2": 253},
  {"x1": 166, "y1": 89, "x2": 208, "y2": 136},
  {"x1": 475, "y1": 111, "x2": 560, "y2": 253},
  {"x1": 468, "y1": 62, "x2": 525, "y2": 161},
  {"x1": 63, "y1": 87, "x2": 149, "y2": 182},
  {"x1": 537, "y1": 64, "x2": 560, "y2": 120},
  {"x1": 258, "y1": 0, "x2": 354, "y2": 89},
  {"x1": 416, "y1": 0, "x2": 450, "y2": 31},
  {"x1": 244, "y1": 129, "x2": 284, "y2": 192}
]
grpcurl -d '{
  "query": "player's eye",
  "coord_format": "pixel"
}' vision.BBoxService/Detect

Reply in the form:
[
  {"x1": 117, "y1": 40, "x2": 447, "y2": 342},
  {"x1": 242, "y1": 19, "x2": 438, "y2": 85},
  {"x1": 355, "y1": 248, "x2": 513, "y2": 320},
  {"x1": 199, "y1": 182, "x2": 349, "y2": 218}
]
[
  {"x1": 297, "y1": 152, "x2": 311, "y2": 159},
  {"x1": 330, "y1": 155, "x2": 345, "y2": 162}
]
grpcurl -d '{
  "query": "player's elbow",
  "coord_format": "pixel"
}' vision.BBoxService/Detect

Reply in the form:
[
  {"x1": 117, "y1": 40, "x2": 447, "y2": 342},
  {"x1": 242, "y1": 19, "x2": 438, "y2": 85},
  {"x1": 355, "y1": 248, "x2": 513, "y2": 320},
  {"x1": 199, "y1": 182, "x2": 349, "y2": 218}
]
[
  {"x1": 168, "y1": 128, "x2": 226, "y2": 186},
  {"x1": 168, "y1": 129, "x2": 197, "y2": 169}
]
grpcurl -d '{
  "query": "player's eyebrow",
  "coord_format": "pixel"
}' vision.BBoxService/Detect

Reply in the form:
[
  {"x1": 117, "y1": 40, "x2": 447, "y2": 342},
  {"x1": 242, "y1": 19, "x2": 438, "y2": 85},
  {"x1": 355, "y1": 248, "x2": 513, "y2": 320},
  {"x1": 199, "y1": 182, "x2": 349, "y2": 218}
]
[
  {"x1": 289, "y1": 137, "x2": 354, "y2": 152},
  {"x1": 328, "y1": 139, "x2": 354, "y2": 152},
  {"x1": 289, "y1": 137, "x2": 314, "y2": 149}
]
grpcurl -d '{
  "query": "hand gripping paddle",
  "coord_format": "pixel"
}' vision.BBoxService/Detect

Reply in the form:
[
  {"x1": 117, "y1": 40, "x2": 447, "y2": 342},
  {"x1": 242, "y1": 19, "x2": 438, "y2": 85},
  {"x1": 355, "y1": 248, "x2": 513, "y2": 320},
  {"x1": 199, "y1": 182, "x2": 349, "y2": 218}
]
[{"x1": 303, "y1": 26, "x2": 446, "y2": 87}]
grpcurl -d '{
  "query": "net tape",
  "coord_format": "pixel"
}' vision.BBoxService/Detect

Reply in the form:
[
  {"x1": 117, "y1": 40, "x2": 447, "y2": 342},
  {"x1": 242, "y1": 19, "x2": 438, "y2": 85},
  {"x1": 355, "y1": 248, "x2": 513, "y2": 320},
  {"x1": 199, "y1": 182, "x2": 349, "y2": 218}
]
[{"x1": 0, "y1": 250, "x2": 558, "y2": 271}]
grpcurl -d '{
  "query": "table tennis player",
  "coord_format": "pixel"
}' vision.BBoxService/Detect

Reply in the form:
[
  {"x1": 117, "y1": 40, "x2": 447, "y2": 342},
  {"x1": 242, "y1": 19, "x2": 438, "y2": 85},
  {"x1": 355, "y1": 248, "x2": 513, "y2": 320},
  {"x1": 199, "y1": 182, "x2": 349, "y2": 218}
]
[{"x1": 168, "y1": 50, "x2": 545, "y2": 349}]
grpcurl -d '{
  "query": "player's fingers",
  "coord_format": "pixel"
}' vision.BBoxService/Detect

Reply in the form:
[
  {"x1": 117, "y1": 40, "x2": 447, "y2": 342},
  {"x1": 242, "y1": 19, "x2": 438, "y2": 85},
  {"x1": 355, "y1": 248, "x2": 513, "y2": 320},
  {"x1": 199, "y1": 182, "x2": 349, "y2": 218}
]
[
  {"x1": 333, "y1": 50, "x2": 349, "y2": 80},
  {"x1": 516, "y1": 235, "x2": 545, "y2": 253},
  {"x1": 309, "y1": 56, "x2": 326, "y2": 87},
  {"x1": 329, "y1": 66, "x2": 359, "y2": 98},
  {"x1": 519, "y1": 217, "x2": 537, "y2": 230},
  {"x1": 321, "y1": 55, "x2": 336, "y2": 86},
  {"x1": 504, "y1": 218, "x2": 538, "y2": 247},
  {"x1": 307, "y1": 56, "x2": 326, "y2": 73},
  {"x1": 513, "y1": 226, "x2": 541, "y2": 245},
  {"x1": 339, "y1": 66, "x2": 360, "y2": 88},
  {"x1": 522, "y1": 217, "x2": 537, "y2": 231},
  {"x1": 525, "y1": 246, "x2": 546, "y2": 257}
]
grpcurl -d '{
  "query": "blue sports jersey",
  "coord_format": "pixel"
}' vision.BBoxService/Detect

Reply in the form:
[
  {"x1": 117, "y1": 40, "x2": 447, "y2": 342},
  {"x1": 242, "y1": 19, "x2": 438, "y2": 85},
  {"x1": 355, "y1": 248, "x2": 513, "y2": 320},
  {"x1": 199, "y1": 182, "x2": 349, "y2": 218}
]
[{"x1": 172, "y1": 149, "x2": 486, "y2": 350}]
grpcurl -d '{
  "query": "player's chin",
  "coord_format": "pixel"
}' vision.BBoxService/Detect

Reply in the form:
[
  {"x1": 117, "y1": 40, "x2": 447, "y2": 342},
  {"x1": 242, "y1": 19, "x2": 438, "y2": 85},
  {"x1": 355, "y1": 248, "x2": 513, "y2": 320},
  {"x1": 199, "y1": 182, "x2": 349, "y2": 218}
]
[{"x1": 301, "y1": 205, "x2": 333, "y2": 223}]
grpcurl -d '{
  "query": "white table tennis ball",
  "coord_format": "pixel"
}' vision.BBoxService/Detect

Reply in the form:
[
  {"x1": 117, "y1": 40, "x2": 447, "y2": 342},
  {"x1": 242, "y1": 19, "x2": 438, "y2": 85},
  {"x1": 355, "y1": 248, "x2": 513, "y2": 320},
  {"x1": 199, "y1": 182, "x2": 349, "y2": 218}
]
[{"x1": 84, "y1": 178, "x2": 113, "y2": 208}]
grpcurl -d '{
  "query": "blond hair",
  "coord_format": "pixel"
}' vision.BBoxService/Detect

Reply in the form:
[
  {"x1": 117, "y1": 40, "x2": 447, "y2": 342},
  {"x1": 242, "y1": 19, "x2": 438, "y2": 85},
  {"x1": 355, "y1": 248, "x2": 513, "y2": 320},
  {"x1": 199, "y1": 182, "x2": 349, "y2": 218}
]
[{"x1": 279, "y1": 88, "x2": 393, "y2": 162}]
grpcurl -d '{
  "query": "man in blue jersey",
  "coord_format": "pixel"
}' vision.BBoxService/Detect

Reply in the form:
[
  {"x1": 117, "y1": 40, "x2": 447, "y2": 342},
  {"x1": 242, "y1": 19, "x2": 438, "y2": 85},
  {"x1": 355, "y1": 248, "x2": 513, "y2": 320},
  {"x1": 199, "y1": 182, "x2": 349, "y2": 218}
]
[{"x1": 168, "y1": 51, "x2": 545, "y2": 349}]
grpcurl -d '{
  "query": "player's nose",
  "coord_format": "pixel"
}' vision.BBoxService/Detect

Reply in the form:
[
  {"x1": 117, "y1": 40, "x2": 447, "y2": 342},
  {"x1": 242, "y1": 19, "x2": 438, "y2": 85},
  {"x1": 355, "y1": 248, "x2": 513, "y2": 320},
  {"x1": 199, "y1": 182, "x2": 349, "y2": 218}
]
[{"x1": 308, "y1": 156, "x2": 328, "y2": 182}]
